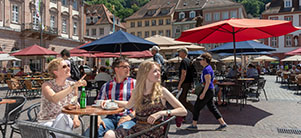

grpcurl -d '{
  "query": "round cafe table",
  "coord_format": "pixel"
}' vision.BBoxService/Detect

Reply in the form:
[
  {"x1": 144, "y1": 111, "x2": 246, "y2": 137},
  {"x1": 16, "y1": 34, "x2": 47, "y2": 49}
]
[{"x1": 62, "y1": 106, "x2": 124, "y2": 138}]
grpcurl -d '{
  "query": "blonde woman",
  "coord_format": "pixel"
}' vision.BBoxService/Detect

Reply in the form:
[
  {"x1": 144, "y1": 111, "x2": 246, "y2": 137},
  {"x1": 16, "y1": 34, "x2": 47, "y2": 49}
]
[
  {"x1": 104, "y1": 61, "x2": 187, "y2": 138},
  {"x1": 37, "y1": 58, "x2": 87, "y2": 136}
]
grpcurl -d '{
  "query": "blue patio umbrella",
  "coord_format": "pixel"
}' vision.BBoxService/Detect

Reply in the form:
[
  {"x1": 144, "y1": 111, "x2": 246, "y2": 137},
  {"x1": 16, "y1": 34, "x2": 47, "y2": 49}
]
[
  {"x1": 218, "y1": 51, "x2": 271, "y2": 56},
  {"x1": 209, "y1": 40, "x2": 276, "y2": 53},
  {"x1": 176, "y1": 50, "x2": 205, "y2": 56},
  {"x1": 80, "y1": 30, "x2": 157, "y2": 54}
]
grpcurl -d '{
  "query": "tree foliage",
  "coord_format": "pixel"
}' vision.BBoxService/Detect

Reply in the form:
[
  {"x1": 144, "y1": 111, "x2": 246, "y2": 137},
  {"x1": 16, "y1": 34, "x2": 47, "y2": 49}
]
[{"x1": 235, "y1": 0, "x2": 271, "y2": 17}]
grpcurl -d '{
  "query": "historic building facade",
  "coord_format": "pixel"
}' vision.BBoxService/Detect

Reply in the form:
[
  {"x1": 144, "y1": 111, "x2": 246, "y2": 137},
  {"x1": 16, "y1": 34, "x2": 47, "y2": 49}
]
[{"x1": 262, "y1": 0, "x2": 301, "y2": 59}]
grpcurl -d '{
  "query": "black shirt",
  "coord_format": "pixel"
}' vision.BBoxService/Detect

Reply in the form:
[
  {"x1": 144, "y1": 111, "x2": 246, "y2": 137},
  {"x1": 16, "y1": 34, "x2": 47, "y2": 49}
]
[{"x1": 179, "y1": 58, "x2": 193, "y2": 83}]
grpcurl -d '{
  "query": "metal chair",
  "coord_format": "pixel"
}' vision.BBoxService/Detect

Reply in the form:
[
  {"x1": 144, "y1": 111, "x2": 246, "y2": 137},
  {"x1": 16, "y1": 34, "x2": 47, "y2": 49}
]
[
  {"x1": 227, "y1": 84, "x2": 247, "y2": 110},
  {"x1": 9, "y1": 102, "x2": 40, "y2": 138},
  {"x1": 17, "y1": 120, "x2": 88, "y2": 138},
  {"x1": 125, "y1": 116, "x2": 176, "y2": 138},
  {"x1": 249, "y1": 79, "x2": 267, "y2": 101},
  {"x1": 0, "y1": 96, "x2": 27, "y2": 138}
]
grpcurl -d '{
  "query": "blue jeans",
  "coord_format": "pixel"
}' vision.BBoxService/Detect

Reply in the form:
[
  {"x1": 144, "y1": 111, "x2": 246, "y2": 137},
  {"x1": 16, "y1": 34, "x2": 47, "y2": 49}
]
[{"x1": 84, "y1": 115, "x2": 136, "y2": 137}]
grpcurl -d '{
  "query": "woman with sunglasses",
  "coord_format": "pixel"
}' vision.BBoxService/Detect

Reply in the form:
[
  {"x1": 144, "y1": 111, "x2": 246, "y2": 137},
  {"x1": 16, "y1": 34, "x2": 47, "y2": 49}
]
[
  {"x1": 186, "y1": 53, "x2": 227, "y2": 131},
  {"x1": 37, "y1": 58, "x2": 87, "y2": 136}
]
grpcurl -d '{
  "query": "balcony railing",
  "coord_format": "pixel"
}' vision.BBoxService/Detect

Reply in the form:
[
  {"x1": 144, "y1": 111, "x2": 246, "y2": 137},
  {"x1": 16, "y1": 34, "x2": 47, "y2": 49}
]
[{"x1": 21, "y1": 23, "x2": 58, "y2": 35}]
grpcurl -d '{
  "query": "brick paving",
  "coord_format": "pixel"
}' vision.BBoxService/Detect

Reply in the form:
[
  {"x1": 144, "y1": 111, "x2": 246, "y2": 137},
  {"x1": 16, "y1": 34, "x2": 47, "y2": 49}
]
[{"x1": 1, "y1": 75, "x2": 301, "y2": 138}]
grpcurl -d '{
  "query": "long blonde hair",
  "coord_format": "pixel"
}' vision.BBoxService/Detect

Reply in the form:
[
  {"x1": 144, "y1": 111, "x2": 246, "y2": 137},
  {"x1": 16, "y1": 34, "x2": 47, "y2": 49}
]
[{"x1": 132, "y1": 61, "x2": 163, "y2": 111}]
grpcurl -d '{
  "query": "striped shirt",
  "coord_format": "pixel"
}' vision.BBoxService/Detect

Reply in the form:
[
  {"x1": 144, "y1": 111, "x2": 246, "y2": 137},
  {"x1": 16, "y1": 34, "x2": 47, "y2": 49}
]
[{"x1": 96, "y1": 77, "x2": 136, "y2": 101}]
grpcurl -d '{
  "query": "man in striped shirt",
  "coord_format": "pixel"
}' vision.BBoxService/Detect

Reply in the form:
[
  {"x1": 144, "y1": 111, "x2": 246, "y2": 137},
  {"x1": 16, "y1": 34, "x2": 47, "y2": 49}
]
[{"x1": 85, "y1": 58, "x2": 136, "y2": 137}]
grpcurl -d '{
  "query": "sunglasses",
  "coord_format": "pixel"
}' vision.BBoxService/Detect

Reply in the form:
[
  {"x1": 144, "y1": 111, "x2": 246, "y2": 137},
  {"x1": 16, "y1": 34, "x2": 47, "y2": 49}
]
[
  {"x1": 62, "y1": 64, "x2": 70, "y2": 69},
  {"x1": 117, "y1": 65, "x2": 131, "y2": 69}
]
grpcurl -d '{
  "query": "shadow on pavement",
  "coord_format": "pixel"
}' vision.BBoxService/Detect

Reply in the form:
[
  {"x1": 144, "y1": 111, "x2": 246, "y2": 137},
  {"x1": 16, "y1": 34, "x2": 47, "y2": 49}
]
[
  {"x1": 180, "y1": 104, "x2": 273, "y2": 127},
  {"x1": 169, "y1": 128, "x2": 216, "y2": 135}
]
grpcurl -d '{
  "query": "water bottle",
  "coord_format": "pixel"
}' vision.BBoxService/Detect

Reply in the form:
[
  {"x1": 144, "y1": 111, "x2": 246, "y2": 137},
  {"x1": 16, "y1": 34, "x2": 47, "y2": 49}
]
[{"x1": 80, "y1": 86, "x2": 86, "y2": 109}]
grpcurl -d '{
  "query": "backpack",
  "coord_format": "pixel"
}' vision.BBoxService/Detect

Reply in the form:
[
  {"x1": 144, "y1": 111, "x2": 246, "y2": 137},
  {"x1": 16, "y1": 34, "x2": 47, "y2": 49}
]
[{"x1": 70, "y1": 61, "x2": 81, "y2": 81}]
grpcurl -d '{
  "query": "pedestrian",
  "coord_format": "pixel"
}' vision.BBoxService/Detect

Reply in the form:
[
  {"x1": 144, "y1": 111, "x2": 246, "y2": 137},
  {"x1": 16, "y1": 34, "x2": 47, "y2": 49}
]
[
  {"x1": 60, "y1": 49, "x2": 81, "y2": 81},
  {"x1": 150, "y1": 46, "x2": 165, "y2": 66},
  {"x1": 186, "y1": 53, "x2": 227, "y2": 131}
]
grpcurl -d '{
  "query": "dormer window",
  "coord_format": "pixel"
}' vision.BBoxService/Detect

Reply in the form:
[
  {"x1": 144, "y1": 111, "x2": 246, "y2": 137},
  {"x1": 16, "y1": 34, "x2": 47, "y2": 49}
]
[
  {"x1": 161, "y1": 8, "x2": 170, "y2": 15},
  {"x1": 93, "y1": 16, "x2": 98, "y2": 23},
  {"x1": 300, "y1": 0, "x2": 301, "y2": 6},
  {"x1": 86, "y1": 17, "x2": 91, "y2": 24},
  {"x1": 147, "y1": 9, "x2": 156, "y2": 16},
  {"x1": 189, "y1": 11, "x2": 196, "y2": 18},
  {"x1": 284, "y1": 0, "x2": 292, "y2": 8},
  {"x1": 179, "y1": 12, "x2": 185, "y2": 19}
]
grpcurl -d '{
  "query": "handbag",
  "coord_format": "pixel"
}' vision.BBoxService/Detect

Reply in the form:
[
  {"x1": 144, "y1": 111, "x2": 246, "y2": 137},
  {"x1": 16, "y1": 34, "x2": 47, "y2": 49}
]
[{"x1": 194, "y1": 83, "x2": 204, "y2": 96}]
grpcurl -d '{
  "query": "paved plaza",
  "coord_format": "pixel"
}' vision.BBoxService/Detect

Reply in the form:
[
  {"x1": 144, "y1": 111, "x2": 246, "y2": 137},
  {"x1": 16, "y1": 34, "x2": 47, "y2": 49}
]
[{"x1": 1, "y1": 75, "x2": 301, "y2": 138}]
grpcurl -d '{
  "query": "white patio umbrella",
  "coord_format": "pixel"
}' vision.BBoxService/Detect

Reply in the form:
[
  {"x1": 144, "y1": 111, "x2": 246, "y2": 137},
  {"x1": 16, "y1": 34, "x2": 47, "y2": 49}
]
[
  {"x1": 145, "y1": 35, "x2": 190, "y2": 46},
  {"x1": 69, "y1": 56, "x2": 84, "y2": 61},
  {"x1": 0, "y1": 54, "x2": 21, "y2": 61},
  {"x1": 221, "y1": 56, "x2": 241, "y2": 63},
  {"x1": 253, "y1": 55, "x2": 277, "y2": 62},
  {"x1": 281, "y1": 55, "x2": 301, "y2": 62},
  {"x1": 160, "y1": 44, "x2": 205, "y2": 51}
]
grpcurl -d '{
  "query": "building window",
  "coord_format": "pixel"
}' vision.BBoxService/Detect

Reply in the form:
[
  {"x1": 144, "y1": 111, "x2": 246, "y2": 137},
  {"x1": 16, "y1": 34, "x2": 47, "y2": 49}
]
[
  {"x1": 230, "y1": 10, "x2": 237, "y2": 18},
  {"x1": 158, "y1": 30, "x2": 163, "y2": 35},
  {"x1": 62, "y1": 18, "x2": 67, "y2": 33},
  {"x1": 137, "y1": 21, "x2": 142, "y2": 27},
  {"x1": 222, "y1": 11, "x2": 229, "y2": 20},
  {"x1": 137, "y1": 32, "x2": 142, "y2": 37},
  {"x1": 86, "y1": 17, "x2": 91, "y2": 24},
  {"x1": 269, "y1": 17, "x2": 278, "y2": 20},
  {"x1": 73, "y1": 0, "x2": 78, "y2": 10},
  {"x1": 166, "y1": 30, "x2": 170, "y2": 37},
  {"x1": 62, "y1": 0, "x2": 67, "y2": 6},
  {"x1": 284, "y1": 16, "x2": 293, "y2": 21},
  {"x1": 189, "y1": 11, "x2": 196, "y2": 18},
  {"x1": 73, "y1": 22, "x2": 77, "y2": 35},
  {"x1": 99, "y1": 28, "x2": 104, "y2": 36},
  {"x1": 145, "y1": 20, "x2": 149, "y2": 26},
  {"x1": 151, "y1": 31, "x2": 156, "y2": 36},
  {"x1": 205, "y1": 13, "x2": 211, "y2": 21},
  {"x1": 86, "y1": 29, "x2": 89, "y2": 36},
  {"x1": 33, "y1": 11, "x2": 39, "y2": 29},
  {"x1": 284, "y1": 0, "x2": 292, "y2": 8},
  {"x1": 285, "y1": 35, "x2": 292, "y2": 47},
  {"x1": 152, "y1": 20, "x2": 156, "y2": 26},
  {"x1": 50, "y1": 15, "x2": 55, "y2": 29},
  {"x1": 270, "y1": 37, "x2": 277, "y2": 47},
  {"x1": 299, "y1": 15, "x2": 301, "y2": 26},
  {"x1": 159, "y1": 19, "x2": 163, "y2": 25},
  {"x1": 213, "y1": 12, "x2": 220, "y2": 21},
  {"x1": 130, "y1": 32, "x2": 135, "y2": 35},
  {"x1": 51, "y1": 0, "x2": 56, "y2": 3},
  {"x1": 93, "y1": 17, "x2": 98, "y2": 24},
  {"x1": 179, "y1": 12, "x2": 185, "y2": 19},
  {"x1": 300, "y1": 0, "x2": 301, "y2": 6},
  {"x1": 130, "y1": 22, "x2": 135, "y2": 27},
  {"x1": 176, "y1": 26, "x2": 181, "y2": 33},
  {"x1": 92, "y1": 29, "x2": 96, "y2": 36},
  {"x1": 145, "y1": 31, "x2": 149, "y2": 38},
  {"x1": 166, "y1": 19, "x2": 171, "y2": 25},
  {"x1": 12, "y1": 5, "x2": 19, "y2": 23}
]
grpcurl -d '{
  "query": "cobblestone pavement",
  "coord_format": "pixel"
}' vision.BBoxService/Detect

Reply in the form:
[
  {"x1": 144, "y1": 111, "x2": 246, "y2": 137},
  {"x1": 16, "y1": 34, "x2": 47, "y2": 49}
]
[{"x1": 1, "y1": 75, "x2": 301, "y2": 138}]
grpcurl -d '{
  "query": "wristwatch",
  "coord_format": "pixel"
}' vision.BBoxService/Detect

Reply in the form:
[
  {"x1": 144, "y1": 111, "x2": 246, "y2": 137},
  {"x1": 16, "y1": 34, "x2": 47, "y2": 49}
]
[{"x1": 166, "y1": 110, "x2": 171, "y2": 116}]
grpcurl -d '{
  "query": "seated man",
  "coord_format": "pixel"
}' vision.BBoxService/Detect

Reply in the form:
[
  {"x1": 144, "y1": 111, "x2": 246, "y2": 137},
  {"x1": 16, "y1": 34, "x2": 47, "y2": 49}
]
[
  {"x1": 246, "y1": 64, "x2": 259, "y2": 78},
  {"x1": 15, "y1": 67, "x2": 26, "y2": 76},
  {"x1": 84, "y1": 58, "x2": 136, "y2": 137},
  {"x1": 94, "y1": 66, "x2": 112, "y2": 83}
]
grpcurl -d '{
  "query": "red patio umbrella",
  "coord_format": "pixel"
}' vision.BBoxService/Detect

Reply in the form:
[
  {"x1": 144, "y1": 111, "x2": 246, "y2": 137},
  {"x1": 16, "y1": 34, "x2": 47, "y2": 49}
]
[
  {"x1": 70, "y1": 41, "x2": 92, "y2": 54},
  {"x1": 93, "y1": 52, "x2": 120, "y2": 58},
  {"x1": 126, "y1": 50, "x2": 153, "y2": 58},
  {"x1": 285, "y1": 48, "x2": 301, "y2": 55},
  {"x1": 177, "y1": 18, "x2": 300, "y2": 67},
  {"x1": 11, "y1": 44, "x2": 58, "y2": 56},
  {"x1": 0, "y1": 51, "x2": 5, "y2": 54}
]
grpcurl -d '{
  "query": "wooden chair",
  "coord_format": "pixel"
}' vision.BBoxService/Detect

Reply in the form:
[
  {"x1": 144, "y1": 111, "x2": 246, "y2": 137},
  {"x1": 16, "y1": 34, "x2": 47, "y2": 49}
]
[
  {"x1": 125, "y1": 116, "x2": 176, "y2": 138},
  {"x1": 296, "y1": 77, "x2": 301, "y2": 94},
  {"x1": 24, "y1": 80, "x2": 41, "y2": 98},
  {"x1": 17, "y1": 121, "x2": 88, "y2": 138},
  {"x1": 6, "y1": 80, "x2": 22, "y2": 97}
]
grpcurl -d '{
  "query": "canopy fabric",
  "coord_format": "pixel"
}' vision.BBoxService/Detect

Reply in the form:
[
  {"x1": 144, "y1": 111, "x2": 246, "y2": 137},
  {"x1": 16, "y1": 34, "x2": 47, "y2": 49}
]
[
  {"x1": 281, "y1": 55, "x2": 301, "y2": 61},
  {"x1": 69, "y1": 57, "x2": 84, "y2": 61},
  {"x1": 221, "y1": 56, "x2": 242, "y2": 63},
  {"x1": 175, "y1": 50, "x2": 205, "y2": 56},
  {"x1": 285, "y1": 48, "x2": 301, "y2": 55},
  {"x1": 145, "y1": 35, "x2": 190, "y2": 46},
  {"x1": 160, "y1": 44, "x2": 205, "y2": 51},
  {"x1": 0, "y1": 54, "x2": 21, "y2": 61},
  {"x1": 11, "y1": 44, "x2": 58, "y2": 56},
  {"x1": 80, "y1": 30, "x2": 157, "y2": 53},
  {"x1": 177, "y1": 18, "x2": 299, "y2": 67},
  {"x1": 218, "y1": 51, "x2": 271, "y2": 56},
  {"x1": 70, "y1": 53, "x2": 96, "y2": 57},
  {"x1": 126, "y1": 51, "x2": 153, "y2": 58},
  {"x1": 209, "y1": 40, "x2": 276, "y2": 53},
  {"x1": 167, "y1": 57, "x2": 182, "y2": 63},
  {"x1": 177, "y1": 18, "x2": 299, "y2": 43},
  {"x1": 93, "y1": 52, "x2": 120, "y2": 58},
  {"x1": 253, "y1": 55, "x2": 277, "y2": 62},
  {"x1": 70, "y1": 41, "x2": 91, "y2": 54},
  {"x1": 0, "y1": 51, "x2": 5, "y2": 54}
]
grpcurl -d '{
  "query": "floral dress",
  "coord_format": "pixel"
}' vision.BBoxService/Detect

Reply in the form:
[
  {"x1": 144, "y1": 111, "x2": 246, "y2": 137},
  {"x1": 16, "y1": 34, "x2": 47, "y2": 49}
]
[{"x1": 115, "y1": 94, "x2": 166, "y2": 138}]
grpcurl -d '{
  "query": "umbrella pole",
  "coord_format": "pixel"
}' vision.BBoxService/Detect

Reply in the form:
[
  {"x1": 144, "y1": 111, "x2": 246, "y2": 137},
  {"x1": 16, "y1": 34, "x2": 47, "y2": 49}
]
[
  {"x1": 232, "y1": 27, "x2": 237, "y2": 75},
  {"x1": 120, "y1": 44, "x2": 122, "y2": 57}
]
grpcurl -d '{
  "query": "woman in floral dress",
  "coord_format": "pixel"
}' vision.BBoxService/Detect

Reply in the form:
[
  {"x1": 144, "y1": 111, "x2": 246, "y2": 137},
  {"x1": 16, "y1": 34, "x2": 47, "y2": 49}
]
[{"x1": 104, "y1": 61, "x2": 187, "y2": 138}]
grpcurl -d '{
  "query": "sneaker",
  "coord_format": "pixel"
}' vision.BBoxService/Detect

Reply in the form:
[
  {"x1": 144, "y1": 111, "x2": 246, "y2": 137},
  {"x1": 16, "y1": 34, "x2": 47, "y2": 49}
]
[
  {"x1": 186, "y1": 125, "x2": 198, "y2": 130},
  {"x1": 215, "y1": 124, "x2": 227, "y2": 131},
  {"x1": 175, "y1": 116, "x2": 184, "y2": 127}
]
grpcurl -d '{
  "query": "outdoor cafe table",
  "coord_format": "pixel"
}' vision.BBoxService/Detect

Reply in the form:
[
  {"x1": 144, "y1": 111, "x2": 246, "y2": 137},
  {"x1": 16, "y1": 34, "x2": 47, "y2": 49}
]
[
  {"x1": 62, "y1": 106, "x2": 124, "y2": 138},
  {"x1": 0, "y1": 99, "x2": 16, "y2": 104},
  {"x1": 216, "y1": 81, "x2": 236, "y2": 104}
]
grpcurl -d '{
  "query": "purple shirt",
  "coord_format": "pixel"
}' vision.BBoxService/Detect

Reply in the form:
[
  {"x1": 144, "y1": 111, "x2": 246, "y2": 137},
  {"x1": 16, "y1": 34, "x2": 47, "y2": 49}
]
[{"x1": 201, "y1": 65, "x2": 214, "y2": 89}]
